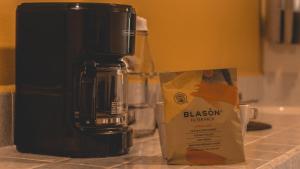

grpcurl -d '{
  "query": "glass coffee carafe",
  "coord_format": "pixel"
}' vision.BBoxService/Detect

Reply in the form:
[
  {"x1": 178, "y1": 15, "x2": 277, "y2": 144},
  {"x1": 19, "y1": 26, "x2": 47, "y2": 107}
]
[{"x1": 76, "y1": 58, "x2": 128, "y2": 130}]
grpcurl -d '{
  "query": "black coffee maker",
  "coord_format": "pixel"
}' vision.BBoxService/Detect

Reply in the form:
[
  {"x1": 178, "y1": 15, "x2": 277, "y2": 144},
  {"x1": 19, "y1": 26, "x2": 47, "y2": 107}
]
[{"x1": 15, "y1": 3, "x2": 136, "y2": 157}]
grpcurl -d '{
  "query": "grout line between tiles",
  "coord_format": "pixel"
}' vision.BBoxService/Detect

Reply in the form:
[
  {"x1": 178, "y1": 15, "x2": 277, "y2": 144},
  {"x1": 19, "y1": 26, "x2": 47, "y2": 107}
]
[
  {"x1": 256, "y1": 144, "x2": 300, "y2": 169},
  {"x1": 215, "y1": 167, "x2": 240, "y2": 169},
  {"x1": 249, "y1": 143, "x2": 297, "y2": 153},
  {"x1": 28, "y1": 163, "x2": 49, "y2": 169},
  {"x1": 0, "y1": 155, "x2": 71, "y2": 163},
  {"x1": 29, "y1": 158, "x2": 71, "y2": 169},
  {"x1": 52, "y1": 158, "x2": 73, "y2": 163},
  {"x1": 108, "y1": 152, "x2": 162, "y2": 169},
  {"x1": 247, "y1": 157, "x2": 276, "y2": 161},
  {"x1": 66, "y1": 162, "x2": 107, "y2": 168},
  {"x1": 107, "y1": 160, "x2": 136, "y2": 168},
  {"x1": 245, "y1": 125, "x2": 299, "y2": 146},
  {"x1": 248, "y1": 142, "x2": 296, "y2": 146},
  {"x1": 107, "y1": 159, "x2": 137, "y2": 169},
  {"x1": 246, "y1": 148, "x2": 290, "y2": 154},
  {"x1": 70, "y1": 163, "x2": 105, "y2": 169},
  {"x1": 219, "y1": 166, "x2": 249, "y2": 169},
  {"x1": 215, "y1": 160, "x2": 268, "y2": 169},
  {"x1": 65, "y1": 155, "x2": 141, "y2": 169}
]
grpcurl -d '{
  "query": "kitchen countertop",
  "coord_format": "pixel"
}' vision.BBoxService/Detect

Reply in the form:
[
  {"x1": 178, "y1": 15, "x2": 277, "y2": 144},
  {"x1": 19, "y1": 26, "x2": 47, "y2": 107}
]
[{"x1": 1, "y1": 107, "x2": 300, "y2": 169}]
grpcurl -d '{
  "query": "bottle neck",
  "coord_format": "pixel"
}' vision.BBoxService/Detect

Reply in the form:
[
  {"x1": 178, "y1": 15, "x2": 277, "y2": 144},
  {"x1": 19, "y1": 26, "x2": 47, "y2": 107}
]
[{"x1": 136, "y1": 30, "x2": 148, "y2": 36}]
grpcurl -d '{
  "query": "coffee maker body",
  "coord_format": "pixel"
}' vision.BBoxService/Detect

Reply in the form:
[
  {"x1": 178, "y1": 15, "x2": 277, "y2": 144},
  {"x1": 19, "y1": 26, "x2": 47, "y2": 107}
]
[{"x1": 15, "y1": 3, "x2": 136, "y2": 157}]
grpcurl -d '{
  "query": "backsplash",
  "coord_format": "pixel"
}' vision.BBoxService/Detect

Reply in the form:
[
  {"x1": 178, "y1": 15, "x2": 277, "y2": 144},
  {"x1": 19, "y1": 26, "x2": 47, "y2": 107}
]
[
  {"x1": 0, "y1": 91, "x2": 13, "y2": 147},
  {"x1": 238, "y1": 75, "x2": 263, "y2": 103},
  {"x1": 238, "y1": 41, "x2": 300, "y2": 106}
]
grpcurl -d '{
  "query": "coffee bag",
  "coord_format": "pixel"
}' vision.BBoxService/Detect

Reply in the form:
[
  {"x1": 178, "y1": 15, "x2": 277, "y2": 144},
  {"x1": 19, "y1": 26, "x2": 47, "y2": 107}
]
[{"x1": 159, "y1": 69, "x2": 245, "y2": 165}]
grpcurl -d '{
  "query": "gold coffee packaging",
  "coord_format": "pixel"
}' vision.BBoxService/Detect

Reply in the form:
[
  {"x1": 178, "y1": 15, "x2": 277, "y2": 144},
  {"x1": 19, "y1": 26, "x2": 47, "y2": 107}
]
[{"x1": 159, "y1": 69, "x2": 245, "y2": 165}]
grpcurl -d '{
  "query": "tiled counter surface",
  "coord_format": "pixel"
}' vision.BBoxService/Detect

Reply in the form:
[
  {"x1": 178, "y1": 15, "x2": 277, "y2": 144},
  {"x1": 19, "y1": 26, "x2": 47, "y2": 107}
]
[{"x1": 2, "y1": 111, "x2": 300, "y2": 169}]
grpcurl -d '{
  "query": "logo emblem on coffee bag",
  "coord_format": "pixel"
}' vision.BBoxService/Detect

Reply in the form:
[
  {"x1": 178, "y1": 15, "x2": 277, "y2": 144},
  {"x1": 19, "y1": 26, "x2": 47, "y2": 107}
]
[{"x1": 174, "y1": 92, "x2": 187, "y2": 104}]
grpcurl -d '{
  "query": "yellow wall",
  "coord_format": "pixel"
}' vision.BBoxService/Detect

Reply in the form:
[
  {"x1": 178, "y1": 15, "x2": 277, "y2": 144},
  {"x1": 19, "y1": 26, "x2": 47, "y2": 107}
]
[
  {"x1": 136, "y1": 0, "x2": 261, "y2": 75},
  {"x1": 0, "y1": 0, "x2": 16, "y2": 85},
  {"x1": 0, "y1": 0, "x2": 82, "y2": 85},
  {"x1": 0, "y1": 0, "x2": 261, "y2": 85}
]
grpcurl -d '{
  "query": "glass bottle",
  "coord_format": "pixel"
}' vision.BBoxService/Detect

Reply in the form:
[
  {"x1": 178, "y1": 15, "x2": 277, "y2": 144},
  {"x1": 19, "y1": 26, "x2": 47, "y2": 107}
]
[{"x1": 125, "y1": 16, "x2": 159, "y2": 137}]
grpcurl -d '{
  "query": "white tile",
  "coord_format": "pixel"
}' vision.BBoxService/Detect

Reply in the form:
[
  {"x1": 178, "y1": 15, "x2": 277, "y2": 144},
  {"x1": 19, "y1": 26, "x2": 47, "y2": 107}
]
[
  {"x1": 0, "y1": 146, "x2": 69, "y2": 163},
  {"x1": 258, "y1": 137, "x2": 300, "y2": 146},
  {"x1": 67, "y1": 154, "x2": 140, "y2": 168},
  {"x1": 183, "y1": 165, "x2": 226, "y2": 169},
  {"x1": 114, "y1": 155, "x2": 186, "y2": 169},
  {"x1": 0, "y1": 157, "x2": 47, "y2": 169},
  {"x1": 244, "y1": 135, "x2": 260, "y2": 144},
  {"x1": 219, "y1": 159, "x2": 267, "y2": 169},
  {"x1": 245, "y1": 142, "x2": 295, "y2": 154},
  {"x1": 245, "y1": 149, "x2": 281, "y2": 161},
  {"x1": 35, "y1": 163, "x2": 105, "y2": 169}
]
